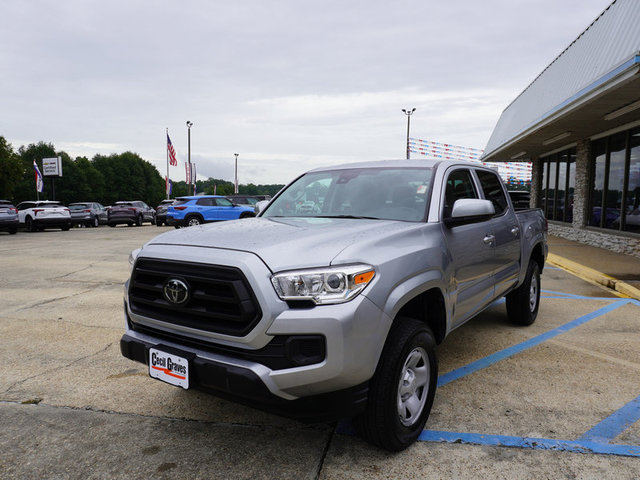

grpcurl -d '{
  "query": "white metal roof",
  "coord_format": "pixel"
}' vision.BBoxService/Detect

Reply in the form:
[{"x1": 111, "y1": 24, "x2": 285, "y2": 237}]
[{"x1": 483, "y1": 0, "x2": 640, "y2": 159}]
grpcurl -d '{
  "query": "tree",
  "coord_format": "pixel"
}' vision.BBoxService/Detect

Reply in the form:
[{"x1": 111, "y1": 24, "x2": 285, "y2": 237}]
[
  {"x1": 92, "y1": 152, "x2": 165, "y2": 206},
  {"x1": 15, "y1": 142, "x2": 57, "y2": 202},
  {"x1": 0, "y1": 137, "x2": 23, "y2": 201}
]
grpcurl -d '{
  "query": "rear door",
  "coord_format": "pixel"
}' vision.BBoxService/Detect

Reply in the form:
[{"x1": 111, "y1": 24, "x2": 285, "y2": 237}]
[
  {"x1": 475, "y1": 169, "x2": 521, "y2": 298},
  {"x1": 441, "y1": 168, "x2": 496, "y2": 326}
]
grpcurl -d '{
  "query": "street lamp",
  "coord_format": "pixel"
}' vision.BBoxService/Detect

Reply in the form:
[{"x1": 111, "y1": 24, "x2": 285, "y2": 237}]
[
  {"x1": 234, "y1": 153, "x2": 239, "y2": 194},
  {"x1": 186, "y1": 121, "x2": 193, "y2": 195},
  {"x1": 402, "y1": 108, "x2": 416, "y2": 159}
]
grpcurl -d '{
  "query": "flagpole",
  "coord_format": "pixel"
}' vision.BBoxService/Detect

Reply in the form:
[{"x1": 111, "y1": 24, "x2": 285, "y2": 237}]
[{"x1": 166, "y1": 128, "x2": 170, "y2": 199}]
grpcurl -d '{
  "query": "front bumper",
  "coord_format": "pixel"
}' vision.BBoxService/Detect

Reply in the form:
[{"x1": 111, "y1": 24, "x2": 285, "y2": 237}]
[{"x1": 120, "y1": 332, "x2": 368, "y2": 422}]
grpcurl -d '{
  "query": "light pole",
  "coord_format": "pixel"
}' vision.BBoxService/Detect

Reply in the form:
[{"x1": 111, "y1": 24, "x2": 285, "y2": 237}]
[
  {"x1": 402, "y1": 108, "x2": 415, "y2": 159},
  {"x1": 234, "y1": 153, "x2": 239, "y2": 194},
  {"x1": 186, "y1": 121, "x2": 193, "y2": 195}
]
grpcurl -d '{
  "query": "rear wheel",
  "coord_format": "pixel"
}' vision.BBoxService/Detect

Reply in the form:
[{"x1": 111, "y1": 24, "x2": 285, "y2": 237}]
[
  {"x1": 92, "y1": 216, "x2": 99, "y2": 227},
  {"x1": 354, "y1": 317, "x2": 438, "y2": 451},
  {"x1": 25, "y1": 216, "x2": 36, "y2": 232},
  {"x1": 156, "y1": 220, "x2": 163, "y2": 227},
  {"x1": 506, "y1": 260, "x2": 540, "y2": 326},
  {"x1": 61, "y1": 225, "x2": 71, "y2": 231},
  {"x1": 186, "y1": 216, "x2": 202, "y2": 227},
  {"x1": 9, "y1": 227, "x2": 17, "y2": 234}
]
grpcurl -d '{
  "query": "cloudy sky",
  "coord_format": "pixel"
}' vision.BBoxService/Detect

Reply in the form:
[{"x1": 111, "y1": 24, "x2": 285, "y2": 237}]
[{"x1": 2, "y1": 0, "x2": 610, "y2": 185}]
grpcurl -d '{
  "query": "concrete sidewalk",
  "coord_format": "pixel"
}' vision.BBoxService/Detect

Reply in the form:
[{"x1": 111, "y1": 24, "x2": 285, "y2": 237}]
[{"x1": 547, "y1": 235, "x2": 640, "y2": 300}]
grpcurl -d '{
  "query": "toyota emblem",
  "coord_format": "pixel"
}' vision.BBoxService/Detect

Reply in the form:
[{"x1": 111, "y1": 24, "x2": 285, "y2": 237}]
[{"x1": 163, "y1": 278, "x2": 190, "y2": 305}]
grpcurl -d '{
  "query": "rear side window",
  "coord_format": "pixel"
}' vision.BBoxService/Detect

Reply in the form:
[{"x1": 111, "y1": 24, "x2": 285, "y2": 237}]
[
  {"x1": 196, "y1": 198, "x2": 215, "y2": 206},
  {"x1": 476, "y1": 170, "x2": 508, "y2": 215}
]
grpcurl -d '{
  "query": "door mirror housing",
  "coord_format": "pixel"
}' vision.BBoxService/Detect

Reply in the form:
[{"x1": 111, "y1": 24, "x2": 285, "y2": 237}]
[
  {"x1": 445, "y1": 199, "x2": 495, "y2": 227},
  {"x1": 255, "y1": 200, "x2": 270, "y2": 215}
]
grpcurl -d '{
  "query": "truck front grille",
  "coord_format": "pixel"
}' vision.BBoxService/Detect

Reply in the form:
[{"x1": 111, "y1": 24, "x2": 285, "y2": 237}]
[{"x1": 129, "y1": 258, "x2": 262, "y2": 336}]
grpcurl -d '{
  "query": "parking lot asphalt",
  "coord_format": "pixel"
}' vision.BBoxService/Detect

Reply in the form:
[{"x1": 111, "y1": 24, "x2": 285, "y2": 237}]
[{"x1": 1, "y1": 226, "x2": 639, "y2": 479}]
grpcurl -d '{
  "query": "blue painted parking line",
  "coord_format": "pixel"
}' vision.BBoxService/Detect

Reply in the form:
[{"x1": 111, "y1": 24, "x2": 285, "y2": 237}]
[
  {"x1": 437, "y1": 299, "x2": 630, "y2": 387},
  {"x1": 337, "y1": 291, "x2": 640, "y2": 457},
  {"x1": 578, "y1": 394, "x2": 640, "y2": 444},
  {"x1": 418, "y1": 430, "x2": 640, "y2": 457}
]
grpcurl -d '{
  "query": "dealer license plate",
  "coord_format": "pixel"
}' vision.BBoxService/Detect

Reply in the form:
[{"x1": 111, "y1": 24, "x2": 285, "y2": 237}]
[{"x1": 149, "y1": 348, "x2": 190, "y2": 389}]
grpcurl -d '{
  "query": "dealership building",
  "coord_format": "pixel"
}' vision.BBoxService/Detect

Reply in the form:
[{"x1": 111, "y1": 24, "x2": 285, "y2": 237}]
[{"x1": 482, "y1": 0, "x2": 640, "y2": 257}]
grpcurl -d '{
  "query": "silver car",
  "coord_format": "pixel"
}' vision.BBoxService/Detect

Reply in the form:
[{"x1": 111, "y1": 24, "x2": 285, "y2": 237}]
[
  {"x1": 69, "y1": 202, "x2": 108, "y2": 228},
  {"x1": 0, "y1": 200, "x2": 19, "y2": 234}
]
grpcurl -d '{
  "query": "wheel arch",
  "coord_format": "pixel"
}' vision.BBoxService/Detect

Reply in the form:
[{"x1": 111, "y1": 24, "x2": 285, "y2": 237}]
[
  {"x1": 185, "y1": 213, "x2": 204, "y2": 222},
  {"x1": 394, "y1": 288, "x2": 447, "y2": 345}
]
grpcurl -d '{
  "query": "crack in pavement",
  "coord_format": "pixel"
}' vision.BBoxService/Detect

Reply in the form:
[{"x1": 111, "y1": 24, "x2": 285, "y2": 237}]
[
  {"x1": 2, "y1": 342, "x2": 114, "y2": 395},
  {"x1": 12, "y1": 283, "x2": 117, "y2": 312}
]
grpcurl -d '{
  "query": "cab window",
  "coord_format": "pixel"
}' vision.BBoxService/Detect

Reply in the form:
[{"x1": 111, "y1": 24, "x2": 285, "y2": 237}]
[{"x1": 443, "y1": 169, "x2": 478, "y2": 217}]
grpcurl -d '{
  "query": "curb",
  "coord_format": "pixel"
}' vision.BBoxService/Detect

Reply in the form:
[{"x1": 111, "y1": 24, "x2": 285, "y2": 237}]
[{"x1": 547, "y1": 253, "x2": 640, "y2": 301}]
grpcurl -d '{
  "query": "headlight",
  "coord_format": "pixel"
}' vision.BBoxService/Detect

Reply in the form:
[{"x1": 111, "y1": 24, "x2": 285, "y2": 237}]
[
  {"x1": 271, "y1": 264, "x2": 375, "y2": 305},
  {"x1": 128, "y1": 248, "x2": 141, "y2": 272}
]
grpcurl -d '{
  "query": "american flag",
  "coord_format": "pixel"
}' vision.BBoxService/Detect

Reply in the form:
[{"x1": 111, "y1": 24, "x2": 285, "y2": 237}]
[{"x1": 167, "y1": 134, "x2": 178, "y2": 166}]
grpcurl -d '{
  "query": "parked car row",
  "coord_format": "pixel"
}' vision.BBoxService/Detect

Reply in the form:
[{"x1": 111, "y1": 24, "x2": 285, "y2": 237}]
[{"x1": 0, "y1": 195, "x2": 272, "y2": 234}]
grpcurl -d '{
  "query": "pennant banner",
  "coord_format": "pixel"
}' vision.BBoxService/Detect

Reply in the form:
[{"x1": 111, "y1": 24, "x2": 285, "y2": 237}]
[{"x1": 409, "y1": 137, "x2": 532, "y2": 182}]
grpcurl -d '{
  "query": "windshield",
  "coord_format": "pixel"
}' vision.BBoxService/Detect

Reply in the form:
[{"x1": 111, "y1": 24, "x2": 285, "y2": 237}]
[{"x1": 262, "y1": 167, "x2": 433, "y2": 222}]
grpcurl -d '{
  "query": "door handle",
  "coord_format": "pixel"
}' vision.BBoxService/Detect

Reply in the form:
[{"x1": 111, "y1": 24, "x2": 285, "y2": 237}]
[
  {"x1": 511, "y1": 226, "x2": 520, "y2": 236},
  {"x1": 483, "y1": 234, "x2": 495, "y2": 245}
]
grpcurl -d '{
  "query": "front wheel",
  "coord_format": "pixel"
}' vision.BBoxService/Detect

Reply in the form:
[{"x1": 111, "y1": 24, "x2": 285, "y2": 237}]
[
  {"x1": 506, "y1": 260, "x2": 540, "y2": 326},
  {"x1": 354, "y1": 317, "x2": 438, "y2": 451},
  {"x1": 135, "y1": 215, "x2": 143, "y2": 226}
]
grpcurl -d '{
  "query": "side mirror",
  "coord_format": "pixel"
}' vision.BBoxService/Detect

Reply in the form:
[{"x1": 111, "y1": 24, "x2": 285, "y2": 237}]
[
  {"x1": 445, "y1": 199, "x2": 495, "y2": 227},
  {"x1": 255, "y1": 200, "x2": 270, "y2": 215}
]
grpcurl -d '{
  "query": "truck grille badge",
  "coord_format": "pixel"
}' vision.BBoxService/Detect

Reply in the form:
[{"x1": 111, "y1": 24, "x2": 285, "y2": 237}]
[{"x1": 163, "y1": 279, "x2": 190, "y2": 305}]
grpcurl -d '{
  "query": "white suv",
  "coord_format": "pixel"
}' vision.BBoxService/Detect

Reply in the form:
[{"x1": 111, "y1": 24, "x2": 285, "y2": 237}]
[{"x1": 17, "y1": 201, "x2": 71, "y2": 232}]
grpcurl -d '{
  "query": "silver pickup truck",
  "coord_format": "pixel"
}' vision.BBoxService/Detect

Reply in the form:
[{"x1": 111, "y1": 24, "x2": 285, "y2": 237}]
[{"x1": 120, "y1": 159, "x2": 547, "y2": 451}]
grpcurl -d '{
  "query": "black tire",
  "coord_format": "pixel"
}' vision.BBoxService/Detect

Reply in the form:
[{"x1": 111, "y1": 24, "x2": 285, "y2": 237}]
[
  {"x1": 156, "y1": 220, "x2": 163, "y2": 227},
  {"x1": 9, "y1": 227, "x2": 17, "y2": 234},
  {"x1": 135, "y1": 215, "x2": 143, "y2": 226},
  {"x1": 92, "y1": 216, "x2": 99, "y2": 228},
  {"x1": 109, "y1": 223, "x2": 116, "y2": 228},
  {"x1": 25, "y1": 216, "x2": 36, "y2": 232},
  {"x1": 239, "y1": 212, "x2": 255, "y2": 219},
  {"x1": 61, "y1": 225, "x2": 71, "y2": 231},
  {"x1": 506, "y1": 260, "x2": 540, "y2": 326},
  {"x1": 354, "y1": 317, "x2": 438, "y2": 451},
  {"x1": 185, "y1": 215, "x2": 202, "y2": 227}
]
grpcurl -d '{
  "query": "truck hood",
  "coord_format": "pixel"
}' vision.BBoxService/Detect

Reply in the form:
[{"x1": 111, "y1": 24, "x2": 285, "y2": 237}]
[{"x1": 146, "y1": 217, "x2": 416, "y2": 272}]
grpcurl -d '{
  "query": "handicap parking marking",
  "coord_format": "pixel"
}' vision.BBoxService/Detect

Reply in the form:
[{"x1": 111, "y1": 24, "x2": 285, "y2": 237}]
[
  {"x1": 338, "y1": 289, "x2": 640, "y2": 457},
  {"x1": 422, "y1": 291, "x2": 640, "y2": 457}
]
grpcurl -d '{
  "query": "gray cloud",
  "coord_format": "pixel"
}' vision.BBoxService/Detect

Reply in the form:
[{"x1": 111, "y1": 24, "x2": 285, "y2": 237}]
[{"x1": 1, "y1": 0, "x2": 609, "y2": 185}]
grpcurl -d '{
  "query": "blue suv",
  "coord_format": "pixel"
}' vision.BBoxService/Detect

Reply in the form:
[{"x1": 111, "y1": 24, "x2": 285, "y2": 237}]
[{"x1": 167, "y1": 195, "x2": 255, "y2": 228}]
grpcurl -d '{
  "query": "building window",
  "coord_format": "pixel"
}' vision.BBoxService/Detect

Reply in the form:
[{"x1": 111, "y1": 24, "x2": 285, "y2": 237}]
[
  {"x1": 589, "y1": 127, "x2": 640, "y2": 233},
  {"x1": 541, "y1": 148, "x2": 575, "y2": 222}
]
